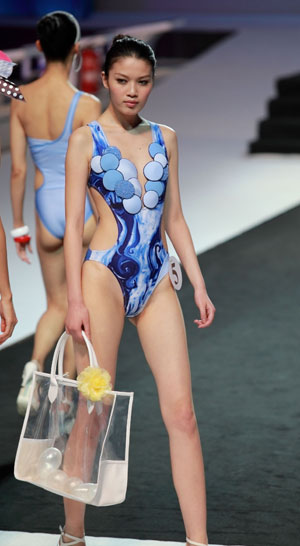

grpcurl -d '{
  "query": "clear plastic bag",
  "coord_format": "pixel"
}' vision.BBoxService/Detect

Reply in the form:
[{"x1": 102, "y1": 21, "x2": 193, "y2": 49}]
[{"x1": 14, "y1": 332, "x2": 134, "y2": 506}]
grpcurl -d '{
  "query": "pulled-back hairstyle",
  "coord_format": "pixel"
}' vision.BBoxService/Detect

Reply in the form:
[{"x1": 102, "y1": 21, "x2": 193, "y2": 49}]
[
  {"x1": 103, "y1": 34, "x2": 156, "y2": 77},
  {"x1": 37, "y1": 11, "x2": 80, "y2": 62}
]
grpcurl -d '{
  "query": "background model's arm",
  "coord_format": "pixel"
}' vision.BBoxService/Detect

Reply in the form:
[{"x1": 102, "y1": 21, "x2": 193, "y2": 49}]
[
  {"x1": 9, "y1": 99, "x2": 32, "y2": 264},
  {"x1": 10, "y1": 99, "x2": 27, "y2": 228},
  {"x1": 163, "y1": 127, "x2": 215, "y2": 328},
  {"x1": 64, "y1": 128, "x2": 92, "y2": 341},
  {"x1": 0, "y1": 218, "x2": 17, "y2": 343}
]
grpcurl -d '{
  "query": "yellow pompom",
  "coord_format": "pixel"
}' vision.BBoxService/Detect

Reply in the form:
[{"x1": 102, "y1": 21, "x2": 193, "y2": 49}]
[{"x1": 77, "y1": 366, "x2": 112, "y2": 402}]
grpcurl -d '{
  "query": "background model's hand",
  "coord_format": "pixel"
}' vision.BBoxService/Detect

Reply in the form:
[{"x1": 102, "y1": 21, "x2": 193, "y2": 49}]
[
  {"x1": 15, "y1": 240, "x2": 33, "y2": 264},
  {"x1": 194, "y1": 288, "x2": 215, "y2": 328},
  {"x1": 0, "y1": 298, "x2": 18, "y2": 344},
  {"x1": 65, "y1": 302, "x2": 91, "y2": 343}
]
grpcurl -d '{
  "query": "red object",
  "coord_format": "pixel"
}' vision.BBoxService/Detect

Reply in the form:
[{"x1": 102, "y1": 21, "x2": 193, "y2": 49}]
[
  {"x1": 79, "y1": 48, "x2": 101, "y2": 94},
  {"x1": 14, "y1": 235, "x2": 31, "y2": 244}
]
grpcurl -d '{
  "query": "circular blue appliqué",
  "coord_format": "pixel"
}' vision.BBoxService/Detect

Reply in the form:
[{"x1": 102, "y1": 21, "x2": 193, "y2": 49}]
[
  {"x1": 143, "y1": 190, "x2": 159, "y2": 209},
  {"x1": 145, "y1": 181, "x2": 165, "y2": 197},
  {"x1": 118, "y1": 158, "x2": 138, "y2": 180},
  {"x1": 91, "y1": 155, "x2": 103, "y2": 174},
  {"x1": 154, "y1": 152, "x2": 168, "y2": 168},
  {"x1": 129, "y1": 177, "x2": 142, "y2": 197},
  {"x1": 149, "y1": 142, "x2": 165, "y2": 158},
  {"x1": 103, "y1": 169, "x2": 123, "y2": 191},
  {"x1": 123, "y1": 195, "x2": 142, "y2": 214},
  {"x1": 144, "y1": 160, "x2": 164, "y2": 181},
  {"x1": 100, "y1": 153, "x2": 119, "y2": 171},
  {"x1": 115, "y1": 180, "x2": 135, "y2": 199},
  {"x1": 103, "y1": 146, "x2": 122, "y2": 160}
]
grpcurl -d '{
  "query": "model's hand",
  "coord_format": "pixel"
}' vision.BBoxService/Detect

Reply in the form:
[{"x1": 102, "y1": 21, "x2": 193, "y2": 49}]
[
  {"x1": 65, "y1": 301, "x2": 91, "y2": 343},
  {"x1": 0, "y1": 298, "x2": 18, "y2": 344},
  {"x1": 15, "y1": 240, "x2": 33, "y2": 264},
  {"x1": 194, "y1": 287, "x2": 215, "y2": 328}
]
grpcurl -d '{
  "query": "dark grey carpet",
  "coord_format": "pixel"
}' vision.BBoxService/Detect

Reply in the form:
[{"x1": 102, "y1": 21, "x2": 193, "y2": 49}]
[{"x1": 1, "y1": 205, "x2": 300, "y2": 546}]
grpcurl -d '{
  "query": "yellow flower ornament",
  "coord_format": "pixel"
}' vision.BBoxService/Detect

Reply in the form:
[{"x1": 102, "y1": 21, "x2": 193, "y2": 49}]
[{"x1": 77, "y1": 366, "x2": 112, "y2": 402}]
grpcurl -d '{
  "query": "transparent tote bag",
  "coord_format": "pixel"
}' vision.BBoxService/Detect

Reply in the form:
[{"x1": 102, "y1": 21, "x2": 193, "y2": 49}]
[{"x1": 14, "y1": 331, "x2": 134, "y2": 506}]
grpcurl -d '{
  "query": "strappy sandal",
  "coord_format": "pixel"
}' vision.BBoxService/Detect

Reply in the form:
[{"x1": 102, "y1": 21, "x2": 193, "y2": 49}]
[
  {"x1": 186, "y1": 537, "x2": 208, "y2": 546},
  {"x1": 58, "y1": 525, "x2": 85, "y2": 545}
]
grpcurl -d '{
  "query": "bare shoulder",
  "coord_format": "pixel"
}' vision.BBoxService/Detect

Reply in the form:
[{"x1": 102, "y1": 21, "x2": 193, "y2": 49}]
[
  {"x1": 69, "y1": 125, "x2": 93, "y2": 151},
  {"x1": 156, "y1": 123, "x2": 177, "y2": 157},
  {"x1": 78, "y1": 91, "x2": 101, "y2": 115},
  {"x1": 158, "y1": 123, "x2": 177, "y2": 145},
  {"x1": 79, "y1": 91, "x2": 100, "y2": 106}
]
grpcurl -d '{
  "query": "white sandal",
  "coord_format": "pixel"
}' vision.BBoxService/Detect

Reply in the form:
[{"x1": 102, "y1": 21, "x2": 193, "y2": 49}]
[
  {"x1": 186, "y1": 537, "x2": 208, "y2": 546},
  {"x1": 58, "y1": 525, "x2": 85, "y2": 545}
]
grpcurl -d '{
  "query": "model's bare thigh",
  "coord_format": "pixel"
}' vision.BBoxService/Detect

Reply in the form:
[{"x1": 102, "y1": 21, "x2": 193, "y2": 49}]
[
  {"x1": 133, "y1": 276, "x2": 194, "y2": 417},
  {"x1": 35, "y1": 216, "x2": 66, "y2": 304},
  {"x1": 80, "y1": 260, "x2": 125, "y2": 383},
  {"x1": 36, "y1": 213, "x2": 96, "y2": 302}
]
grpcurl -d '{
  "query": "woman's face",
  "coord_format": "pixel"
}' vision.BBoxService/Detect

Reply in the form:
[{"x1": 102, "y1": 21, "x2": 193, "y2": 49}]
[{"x1": 103, "y1": 56, "x2": 153, "y2": 116}]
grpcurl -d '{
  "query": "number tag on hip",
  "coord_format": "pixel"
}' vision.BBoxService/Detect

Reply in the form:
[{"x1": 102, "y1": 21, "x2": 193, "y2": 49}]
[{"x1": 168, "y1": 256, "x2": 182, "y2": 291}]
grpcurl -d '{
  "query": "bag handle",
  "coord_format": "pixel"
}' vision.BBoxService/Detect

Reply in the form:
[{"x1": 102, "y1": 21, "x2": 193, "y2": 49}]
[{"x1": 48, "y1": 330, "x2": 99, "y2": 403}]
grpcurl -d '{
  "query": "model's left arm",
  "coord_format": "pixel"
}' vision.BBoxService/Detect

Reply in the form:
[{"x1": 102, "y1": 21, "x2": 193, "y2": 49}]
[{"x1": 163, "y1": 127, "x2": 215, "y2": 328}]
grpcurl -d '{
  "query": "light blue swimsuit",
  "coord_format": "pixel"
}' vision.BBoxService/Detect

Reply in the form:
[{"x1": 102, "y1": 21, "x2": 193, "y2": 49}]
[
  {"x1": 85, "y1": 121, "x2": 170, "y2": 318},
  {"x1": 28, "y1": 91, "x2": 93, "y2": 239}
]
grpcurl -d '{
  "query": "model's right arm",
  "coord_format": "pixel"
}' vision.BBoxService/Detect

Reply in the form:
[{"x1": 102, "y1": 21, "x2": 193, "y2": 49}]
[
  {"x1": 9, "y1": 98, "x2": 32, "y2": 263},
  {"x1": 64, "y1": 127, "x2": 92, "y2": 342}
]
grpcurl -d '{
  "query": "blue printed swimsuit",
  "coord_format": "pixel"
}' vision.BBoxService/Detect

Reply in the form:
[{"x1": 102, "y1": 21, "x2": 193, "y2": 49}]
[{"x1": 85, "y1": 120, "x2": 170, "y2": 317}]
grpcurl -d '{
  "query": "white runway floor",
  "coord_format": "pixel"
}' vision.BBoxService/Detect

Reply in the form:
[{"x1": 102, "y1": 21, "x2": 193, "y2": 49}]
[{"x1": 0, "y1": 531, "x2": 243, "y2": 546}]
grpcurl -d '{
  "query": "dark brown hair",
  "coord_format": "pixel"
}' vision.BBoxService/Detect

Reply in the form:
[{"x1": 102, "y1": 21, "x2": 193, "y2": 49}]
[{"x1": 103, "y1": 34, "x2": 156, "y2": 77}]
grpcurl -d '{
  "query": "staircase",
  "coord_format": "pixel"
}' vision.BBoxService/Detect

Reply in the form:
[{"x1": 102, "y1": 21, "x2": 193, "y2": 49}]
[{"x1": 249, "y1": 73, "x2": 300, "y2": 153}]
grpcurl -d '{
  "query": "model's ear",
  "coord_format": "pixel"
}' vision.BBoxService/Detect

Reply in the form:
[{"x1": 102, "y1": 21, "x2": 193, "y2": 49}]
[
  {"x1": 35, "y1": 40, "x2": 42, "y2": 52},
  {"x1": 101, "y1": 71, "x2": 108, "y2": 89},
  {"x1": 73, "y1": 42, "x2": 80, "y2": 55}
]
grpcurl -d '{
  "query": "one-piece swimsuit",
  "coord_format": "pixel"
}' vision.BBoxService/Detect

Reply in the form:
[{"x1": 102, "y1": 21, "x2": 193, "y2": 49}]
[
  {"x1": 85, "y1": 120, "x2": 170, "y2": 317},
  {"x1": 28, "y1": 91, "x2": 93, "y2": 239}
]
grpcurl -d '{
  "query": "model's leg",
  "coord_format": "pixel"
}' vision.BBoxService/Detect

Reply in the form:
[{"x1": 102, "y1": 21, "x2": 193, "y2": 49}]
[
  {"x1": 62, "y1": 260, "x2": 124, "y2": 544},
  {"x1": 134, "y1": 277, "x2": 208, "y2": 545},
  {"x1": 32, "y1": 214, "x2": 95, "y2": 373}
]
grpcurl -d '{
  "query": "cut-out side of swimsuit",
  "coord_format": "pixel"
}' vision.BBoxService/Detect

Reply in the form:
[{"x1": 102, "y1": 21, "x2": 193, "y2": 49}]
[
  {"x1": 85, "y1": 120, "x2": 170, "y2": 317},
  {"x1": 27, "y1": 91, "x2": 92, "y2": 239}
]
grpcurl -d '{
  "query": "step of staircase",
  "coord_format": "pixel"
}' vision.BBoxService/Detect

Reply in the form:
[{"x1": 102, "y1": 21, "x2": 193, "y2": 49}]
[
  {"x1": 268, "y1": 97, "x2": 300, "y2": 117},
  {"x1": 249, "y1": 138, "x2": 300, "y2": 154},
  {"x1": 258, "y1": 118, "x2": 300, "y2": 139},
  {"x1": 276, "y1": 73, "x2": 300, "y2": 97}
]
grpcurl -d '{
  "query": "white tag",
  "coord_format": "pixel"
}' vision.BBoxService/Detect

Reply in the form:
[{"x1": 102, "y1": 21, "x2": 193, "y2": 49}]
[
  {"x1": 168, "y1": 256, "x2": 182, "y2": 291},
  {"x1": 87, "y1": 400, "x2": 95, "y2": 414}
]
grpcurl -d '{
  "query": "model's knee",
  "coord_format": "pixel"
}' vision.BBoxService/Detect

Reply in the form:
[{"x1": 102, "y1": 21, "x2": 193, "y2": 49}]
[
  {"x1": 163, "y1": 400, "x2": 197, "y2": 436},
  {"x1": 47, "y1": 298, "x2": 67, "y2": 316}
]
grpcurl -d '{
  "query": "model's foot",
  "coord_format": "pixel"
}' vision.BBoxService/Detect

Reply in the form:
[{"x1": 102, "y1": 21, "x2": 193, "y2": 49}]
[
  {"x1": 16, "y1": 360, "x2": 39, "y2": 416},
  {"x1": 58, "y1": 526, "x2": 85, "y2": 545}
]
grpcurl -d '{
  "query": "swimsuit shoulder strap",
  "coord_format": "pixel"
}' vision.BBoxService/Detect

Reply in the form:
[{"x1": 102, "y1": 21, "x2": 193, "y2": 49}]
[
  {"x1": 87, "y1": 121, "x2": 108, "y2": 155},
  {"x1": 150, "y1": 122, "x2": 166, "y2": 149},
  {"x1": 150, "y1": 121, "x2": 168, "y2": 158},
  {"x1": 63, "y1": 91, "x2": 83, "y2": 136}
]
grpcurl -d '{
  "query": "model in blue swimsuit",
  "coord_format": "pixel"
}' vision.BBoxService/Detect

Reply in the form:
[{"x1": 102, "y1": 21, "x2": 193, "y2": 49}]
[
  {"x1": 28, "y1": 91, "x2": 93, "y2": 239},
  {"x1": 85, "y1": 120, "x2": 169, "y2": 317}
]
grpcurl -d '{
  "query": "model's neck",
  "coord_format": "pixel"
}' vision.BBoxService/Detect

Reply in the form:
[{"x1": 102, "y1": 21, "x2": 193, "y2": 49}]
[
  {"x1": 42, "y1": 60, "x2": 71, "y2": 80},
  {"x1": 105, "y1": 103, "x2": 142, "y2": 131}
]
